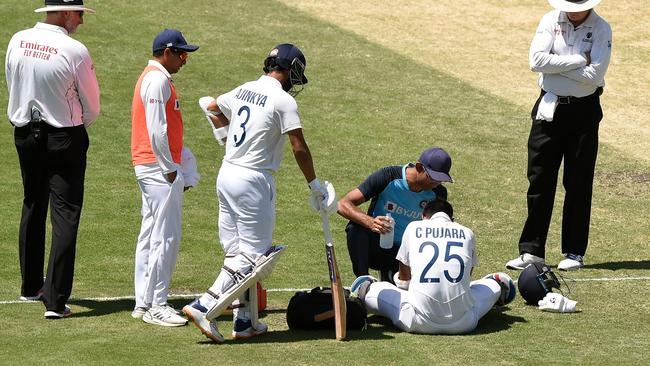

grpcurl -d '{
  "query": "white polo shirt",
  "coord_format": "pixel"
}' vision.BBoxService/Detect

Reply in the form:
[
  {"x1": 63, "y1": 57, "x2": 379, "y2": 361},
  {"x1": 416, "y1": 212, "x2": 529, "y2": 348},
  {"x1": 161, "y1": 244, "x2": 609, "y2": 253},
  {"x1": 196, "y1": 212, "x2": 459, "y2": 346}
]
[
  {"x1": 217, "y1": 75, "x2": 302, "y2": 172},
  {"x1": 529, "y1": 10, "x2": 612, "y2": 97},
  {"x1": 5, "y1": 22, "x2": 100, "y2": 128},
  {"x1": 397, "y1": 212, "x2": 478, "y2": 324}
]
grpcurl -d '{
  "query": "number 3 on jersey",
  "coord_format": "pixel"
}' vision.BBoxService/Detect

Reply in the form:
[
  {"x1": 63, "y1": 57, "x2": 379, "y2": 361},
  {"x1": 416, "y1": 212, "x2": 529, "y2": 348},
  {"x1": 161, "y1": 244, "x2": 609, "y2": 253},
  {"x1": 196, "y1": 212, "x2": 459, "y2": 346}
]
[
  {"x1": 232, "y1": 105, "x2": 250, "y2": 147},
  {"x1": 418, "y1": 241, "x2": 465, "y2": 284}
]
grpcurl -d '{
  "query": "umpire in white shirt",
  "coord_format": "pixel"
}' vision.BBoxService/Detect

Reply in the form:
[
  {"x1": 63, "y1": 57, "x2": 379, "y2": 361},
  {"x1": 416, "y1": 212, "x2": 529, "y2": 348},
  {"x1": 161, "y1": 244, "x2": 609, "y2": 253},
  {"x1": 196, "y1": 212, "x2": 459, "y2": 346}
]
[
  {"x1": 507, "y1": 0, "x2": 611, "y2": 272},
  {"x1": 5, "y1": 0, "x2": 100, "y2": 318}
]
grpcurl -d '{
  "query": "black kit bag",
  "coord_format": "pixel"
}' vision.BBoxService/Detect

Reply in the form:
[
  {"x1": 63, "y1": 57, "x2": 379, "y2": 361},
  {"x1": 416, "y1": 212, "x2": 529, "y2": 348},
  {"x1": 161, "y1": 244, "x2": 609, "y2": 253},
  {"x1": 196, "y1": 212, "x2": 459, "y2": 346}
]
[{"x1": 286, "y1": 287, "x2": 367, "y2": 330}]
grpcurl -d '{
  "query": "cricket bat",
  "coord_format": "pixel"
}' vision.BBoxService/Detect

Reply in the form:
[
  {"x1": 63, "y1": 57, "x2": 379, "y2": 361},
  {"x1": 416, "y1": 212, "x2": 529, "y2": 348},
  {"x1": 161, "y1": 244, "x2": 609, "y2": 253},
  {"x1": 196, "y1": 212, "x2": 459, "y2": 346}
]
[{"x1": 320, "y1": 210, "x2": 347, "y2": 341}]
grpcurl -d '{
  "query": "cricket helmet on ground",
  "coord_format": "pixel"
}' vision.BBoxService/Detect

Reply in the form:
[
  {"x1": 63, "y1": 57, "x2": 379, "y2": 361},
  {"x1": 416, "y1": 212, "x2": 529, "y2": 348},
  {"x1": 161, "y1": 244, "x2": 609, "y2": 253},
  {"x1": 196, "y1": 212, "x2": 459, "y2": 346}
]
[{"x1": 517, "y1": 262, "x2": 562, "y2": 304}]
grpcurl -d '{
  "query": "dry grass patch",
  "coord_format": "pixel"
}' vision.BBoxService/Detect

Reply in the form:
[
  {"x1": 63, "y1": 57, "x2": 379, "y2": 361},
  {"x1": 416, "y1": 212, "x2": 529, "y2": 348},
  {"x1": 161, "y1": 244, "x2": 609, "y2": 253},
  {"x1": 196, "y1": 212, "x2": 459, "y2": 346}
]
[{"x1": 278, "y1": 0, "x2": 650, "y2": 163}]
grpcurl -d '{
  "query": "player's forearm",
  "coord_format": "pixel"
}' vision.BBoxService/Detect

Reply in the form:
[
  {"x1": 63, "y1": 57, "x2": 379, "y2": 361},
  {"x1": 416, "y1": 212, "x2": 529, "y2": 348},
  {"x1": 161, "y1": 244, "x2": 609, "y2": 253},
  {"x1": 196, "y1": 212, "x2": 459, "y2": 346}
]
[
  {"x1": 293, "y1": 148, "x2": 316, "y2": 183},
  {"x1": 337, "y1": 199, "x2": 373, "y2": 230}
]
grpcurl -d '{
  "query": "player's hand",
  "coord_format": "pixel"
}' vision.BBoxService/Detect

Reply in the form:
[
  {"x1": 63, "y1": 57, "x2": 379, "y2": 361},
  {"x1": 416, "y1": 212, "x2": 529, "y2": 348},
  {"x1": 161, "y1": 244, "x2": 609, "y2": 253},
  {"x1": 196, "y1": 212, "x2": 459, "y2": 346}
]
[
  {"x1": 308, "y1": 179, "x2": 336, "y2": 214},
  {"x1": 164, "y1": 170, "x2": 177, "y2": 184},
  {"x1": 372, "y1": 216, "x2": 393, "y2": 234},
  {"x1": 538, "y1": 292, "x2": 577, "y2": 313}
]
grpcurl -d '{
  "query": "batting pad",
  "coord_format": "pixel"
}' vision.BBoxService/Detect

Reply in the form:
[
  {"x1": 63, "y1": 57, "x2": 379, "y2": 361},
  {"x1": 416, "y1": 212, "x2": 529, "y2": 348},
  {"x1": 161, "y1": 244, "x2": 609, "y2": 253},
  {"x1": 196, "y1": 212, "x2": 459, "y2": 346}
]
[{"x1": 206, "y1": 245, "x2": 287, "y2": 319}]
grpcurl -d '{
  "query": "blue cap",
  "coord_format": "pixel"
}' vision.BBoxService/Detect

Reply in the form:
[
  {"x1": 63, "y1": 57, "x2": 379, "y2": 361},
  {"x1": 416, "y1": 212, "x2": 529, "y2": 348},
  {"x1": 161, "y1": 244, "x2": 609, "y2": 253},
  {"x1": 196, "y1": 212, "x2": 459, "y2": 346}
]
[
  {"x1": 152, "y1": 29, "x2": 199, "y2": 53},
  {"x1": 419, "y1": 147, "x2": 453, "y2": 183}
]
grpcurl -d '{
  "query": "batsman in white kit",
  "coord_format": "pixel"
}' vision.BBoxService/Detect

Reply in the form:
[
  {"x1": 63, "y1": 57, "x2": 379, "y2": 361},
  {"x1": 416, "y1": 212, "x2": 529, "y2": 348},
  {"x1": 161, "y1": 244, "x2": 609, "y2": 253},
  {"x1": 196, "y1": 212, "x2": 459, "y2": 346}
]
[
  {"x1": 183, "y1": 43, "x2": 334, "y2": 343},
  {"x1": 351, "y1": 199, "x2": 516, "y2": 334}
]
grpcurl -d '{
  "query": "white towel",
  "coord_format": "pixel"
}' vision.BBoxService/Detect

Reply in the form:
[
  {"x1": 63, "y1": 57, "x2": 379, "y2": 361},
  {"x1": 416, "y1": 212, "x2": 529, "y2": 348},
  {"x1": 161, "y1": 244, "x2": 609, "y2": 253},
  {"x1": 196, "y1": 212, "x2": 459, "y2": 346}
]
[
  {"x1": 535, "y1": 92, "x2": 559, "y2": 122},
  {"x1": 180, "y1": 146, "x2": 200, "y2": 188}
]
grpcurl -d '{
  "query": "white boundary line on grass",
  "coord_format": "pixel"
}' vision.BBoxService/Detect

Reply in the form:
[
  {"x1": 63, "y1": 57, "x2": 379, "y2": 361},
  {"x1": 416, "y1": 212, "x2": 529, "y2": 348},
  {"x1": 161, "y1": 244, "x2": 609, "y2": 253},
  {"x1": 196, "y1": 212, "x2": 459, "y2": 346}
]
[
  {"x1": 2, "y1": 276, "x2": 650, "y2": 305},
  {"x1": 0, "y1": 288, "x2": 311, "y2": 305}
]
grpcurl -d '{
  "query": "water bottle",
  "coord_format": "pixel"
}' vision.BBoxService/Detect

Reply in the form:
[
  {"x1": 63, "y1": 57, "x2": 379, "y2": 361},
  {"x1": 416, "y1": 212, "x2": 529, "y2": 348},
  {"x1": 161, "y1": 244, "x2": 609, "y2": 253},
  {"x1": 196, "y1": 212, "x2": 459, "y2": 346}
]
[{"x1": 379, "y1": 213, "x2": 395, "y2": 249}]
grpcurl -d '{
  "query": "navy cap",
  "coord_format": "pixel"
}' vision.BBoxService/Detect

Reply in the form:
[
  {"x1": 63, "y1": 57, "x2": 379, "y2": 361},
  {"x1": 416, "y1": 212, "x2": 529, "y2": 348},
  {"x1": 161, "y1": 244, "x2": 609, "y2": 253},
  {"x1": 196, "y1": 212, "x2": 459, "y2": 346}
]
[
  {"x1": 419, "y1": 147, "x2": 453, "y2": 183},
  {"x1": 152, "y1": 29, "x2": 199, "y2": 53},
  {"x1": 267, "y1": 43, "x2": 308, "y2": 84}
]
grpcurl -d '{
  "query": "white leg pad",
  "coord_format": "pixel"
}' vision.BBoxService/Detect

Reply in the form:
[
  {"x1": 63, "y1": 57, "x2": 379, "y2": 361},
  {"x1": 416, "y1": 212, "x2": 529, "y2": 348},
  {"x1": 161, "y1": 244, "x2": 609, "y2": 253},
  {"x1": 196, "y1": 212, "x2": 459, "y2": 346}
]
[{"x1": 205, "y1": 245, "x2": 286, "y2": 319}]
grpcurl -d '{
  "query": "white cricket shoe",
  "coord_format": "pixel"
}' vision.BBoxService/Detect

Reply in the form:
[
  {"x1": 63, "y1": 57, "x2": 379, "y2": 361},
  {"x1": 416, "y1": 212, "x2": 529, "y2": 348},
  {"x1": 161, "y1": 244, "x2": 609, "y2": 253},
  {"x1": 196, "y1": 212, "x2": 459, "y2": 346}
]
[
  {"x1": 183, "y1": 300, "x2": 225, "y2": 343},
  {"x1": 483, "y1": 272, "x2": 516, "y2": 306},
  {"x1": 505, "y1": 253, "x2": 545, "y2": 270},
  {"x1": 232, "y1": 319, "x2": 268, "y2": 340},
  {"x1": 131, "y1": 306, "x2": 148, "y2": 319},
  {"x1": 143, "y1": 304, "x2": 187, "y2": 327},
  {"x1": 44, "y1": 305, "x2": 72, "y2": 319},
  {"x1": 20, "y1": 290, "x2": 44, "y2": 301},
  {"x1": 557, "y1": 254, "x2": 584, "y2": 271}
]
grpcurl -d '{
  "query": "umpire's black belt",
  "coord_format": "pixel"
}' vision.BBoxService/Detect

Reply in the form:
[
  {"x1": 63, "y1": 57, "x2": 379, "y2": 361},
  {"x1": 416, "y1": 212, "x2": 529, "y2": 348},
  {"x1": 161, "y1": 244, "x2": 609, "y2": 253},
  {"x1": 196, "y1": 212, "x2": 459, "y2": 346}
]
[{"x1": 543, "y1": 87, "x2": 603, "y2": 105}]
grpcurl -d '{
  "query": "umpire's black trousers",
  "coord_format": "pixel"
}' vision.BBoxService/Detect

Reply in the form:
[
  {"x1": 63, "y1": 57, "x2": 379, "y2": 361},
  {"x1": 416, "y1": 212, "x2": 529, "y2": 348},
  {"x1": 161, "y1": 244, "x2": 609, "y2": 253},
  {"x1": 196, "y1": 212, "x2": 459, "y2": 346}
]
[
  {"x1": 346, "y1": 221, "x2": 398, "y2": 283},
  {"x1": 519, "y1": 89, "x2": 602, "y2": 258},
  {"x1": 14, "y1": 123, "x2": 88, "y2": 313}
]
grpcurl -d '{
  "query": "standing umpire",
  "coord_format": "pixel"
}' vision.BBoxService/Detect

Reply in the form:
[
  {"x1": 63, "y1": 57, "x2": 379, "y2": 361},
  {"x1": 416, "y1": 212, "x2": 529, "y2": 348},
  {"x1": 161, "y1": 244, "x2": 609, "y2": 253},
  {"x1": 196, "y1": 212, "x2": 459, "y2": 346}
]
[
  {"x1": 506, "y1": 0, "x2": 611, "y2": 271},
  {"x1": 5, "y1": 0, "x2": 100, "y2": 318}
]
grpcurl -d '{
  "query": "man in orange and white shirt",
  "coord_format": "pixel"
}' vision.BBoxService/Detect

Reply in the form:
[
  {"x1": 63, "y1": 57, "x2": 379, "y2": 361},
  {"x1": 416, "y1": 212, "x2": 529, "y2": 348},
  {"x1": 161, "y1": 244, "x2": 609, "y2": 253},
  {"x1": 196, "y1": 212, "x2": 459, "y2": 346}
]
[{"x1": 130, "y1": 29, "x2": 198, "y2": 327}]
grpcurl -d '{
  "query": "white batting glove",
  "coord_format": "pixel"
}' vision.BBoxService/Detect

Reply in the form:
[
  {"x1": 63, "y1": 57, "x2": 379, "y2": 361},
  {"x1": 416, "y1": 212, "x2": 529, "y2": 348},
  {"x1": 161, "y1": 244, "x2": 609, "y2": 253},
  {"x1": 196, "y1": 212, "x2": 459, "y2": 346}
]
[
  {"x1": 308, "y1": 179, "x2": 337, "y2": 214},
  {"x1": 538, "y1": 292, "x2": 577, "y2": 313},
  {"x1": 198, "y1": 96, "x2": 228, "y2": 145}
]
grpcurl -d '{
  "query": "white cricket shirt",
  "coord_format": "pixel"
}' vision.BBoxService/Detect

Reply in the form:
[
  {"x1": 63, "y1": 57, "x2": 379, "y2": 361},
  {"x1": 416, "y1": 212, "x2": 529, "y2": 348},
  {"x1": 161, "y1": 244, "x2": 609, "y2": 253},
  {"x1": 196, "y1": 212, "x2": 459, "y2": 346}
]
[
  {"x1": 529, "y1": 10, "x2": 612, "y2": 97},
  {"x1": 5, "y1": 22, "x2": 100, "y2": 128},
  {"x1": 397, "y1": 212, "x2": 477, "y2": 324},
  {"x1": 217, "y1": 75, "x2": 302, "y2": 172}
]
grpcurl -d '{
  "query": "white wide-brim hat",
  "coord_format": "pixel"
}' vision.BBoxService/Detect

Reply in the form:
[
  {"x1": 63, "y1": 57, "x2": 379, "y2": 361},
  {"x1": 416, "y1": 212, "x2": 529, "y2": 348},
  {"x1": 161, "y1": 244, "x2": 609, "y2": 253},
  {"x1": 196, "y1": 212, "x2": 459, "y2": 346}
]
[
  {"x1": 547, "y1": 0, "x2": 602, "y2": 12},
  {"x1": 35, "y1": 5, "x2": 95, "y2": 13}
]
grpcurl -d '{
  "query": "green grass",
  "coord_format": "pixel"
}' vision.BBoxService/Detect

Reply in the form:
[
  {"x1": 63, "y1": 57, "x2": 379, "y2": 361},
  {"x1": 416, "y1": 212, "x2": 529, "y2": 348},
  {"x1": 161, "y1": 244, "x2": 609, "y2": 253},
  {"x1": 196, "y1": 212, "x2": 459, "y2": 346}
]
[{"x1": 1, "y1": 0, "x2": 649, "y2": 364}]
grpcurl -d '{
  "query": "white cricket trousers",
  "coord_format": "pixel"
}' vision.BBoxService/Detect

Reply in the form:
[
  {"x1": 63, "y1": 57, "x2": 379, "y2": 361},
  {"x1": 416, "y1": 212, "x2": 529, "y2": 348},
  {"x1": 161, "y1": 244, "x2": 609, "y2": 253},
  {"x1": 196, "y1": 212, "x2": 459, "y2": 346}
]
[
  {"x1": 201, "y1": 162, "x2": 275, "y2": 321},
  {"x1": 134, "y1": 167, "x2": 184, "y2": 308},
  {"x1": 364, "y1": 278, "x2": 500, "y2": 334}
]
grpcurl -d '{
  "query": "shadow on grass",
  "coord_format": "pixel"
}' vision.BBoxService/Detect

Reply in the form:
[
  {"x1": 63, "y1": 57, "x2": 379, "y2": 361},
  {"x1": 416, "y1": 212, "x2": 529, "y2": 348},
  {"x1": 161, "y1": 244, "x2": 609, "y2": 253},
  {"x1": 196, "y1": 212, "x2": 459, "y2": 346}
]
[
  {"x1": 584, "y1": 260, "x2": 650, "y2": 271},
  {"x1": 473, "y1": 307, "x2": 527, "y2": 335}
]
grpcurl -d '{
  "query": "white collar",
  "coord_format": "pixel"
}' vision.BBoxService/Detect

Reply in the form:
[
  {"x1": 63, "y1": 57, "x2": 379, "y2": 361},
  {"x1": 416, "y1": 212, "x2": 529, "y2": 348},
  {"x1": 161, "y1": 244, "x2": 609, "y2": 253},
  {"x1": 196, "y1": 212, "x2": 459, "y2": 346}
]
[
  {"x1": 429, "y1": 212, "x2": 452, "y2": 222},
  {"x1": 148, "y1": 60, "x2": 172, "y2": 79},
  {"x1": 35, "y1": 22, "x2": 68, "y2": 36},
  {"x1": 259, "y1": 74, "x2": 283, "y2": 88}
]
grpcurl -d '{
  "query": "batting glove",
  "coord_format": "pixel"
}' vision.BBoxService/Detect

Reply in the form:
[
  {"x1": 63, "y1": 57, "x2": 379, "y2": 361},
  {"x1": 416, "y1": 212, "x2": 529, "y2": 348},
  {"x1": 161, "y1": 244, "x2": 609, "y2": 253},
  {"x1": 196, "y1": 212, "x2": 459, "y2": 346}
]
[
  {"x1": 308, "y1": 179, "x2": 337, "y2": 214},
  {"x1": 538, "y1": 292, "x2": 577, "y2": 313},
  {"x1": 198, "y1": 96, "x2": 228, "y2": 145}
]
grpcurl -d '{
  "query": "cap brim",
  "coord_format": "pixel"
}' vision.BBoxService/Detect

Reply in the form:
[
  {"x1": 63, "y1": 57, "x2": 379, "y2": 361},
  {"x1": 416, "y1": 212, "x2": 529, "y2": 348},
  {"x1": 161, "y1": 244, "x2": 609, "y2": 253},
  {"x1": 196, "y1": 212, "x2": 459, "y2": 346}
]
[
  {"x1": 177, "y1": 44, "x2": 199, "y2": 52},
  {"x1": 425, "y1": 168, "x2": 453, "y2": 183},
  {"x1": 547, "y1": 0, "x2": 602, "y2": 12},
  {"x1": 35, "y1": 6, "x2": 96, "y2": 13}
]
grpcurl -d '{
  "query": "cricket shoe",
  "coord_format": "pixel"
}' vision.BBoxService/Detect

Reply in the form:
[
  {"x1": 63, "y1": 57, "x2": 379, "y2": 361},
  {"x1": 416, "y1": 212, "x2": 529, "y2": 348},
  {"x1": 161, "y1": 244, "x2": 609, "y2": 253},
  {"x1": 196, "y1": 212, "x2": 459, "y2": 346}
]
[
  {"x1": 232, "y1": 319, "x2": 268, "y2": 340},
  {"x1": 44, "y1": 305, "x2": 72, "y2": 319},
  {"x1": 143, "y1": 304, "x2": 187, "y2": 327},
  {"x1": 183, "y1": 300, "x2": 225, "y2": 343},
  {"x1": 350, "y1": 275, "x2": 378, "y2": 302},
  {"x1": 505, "y1": 253, "x2": 544, "y2": 270},
  {"x1": 483, "y1": 272, "x2": 516, "y2": 306},
  {"x1": 557, "y1": 253, "x2": 584, "y2": 271},
  {"x1": 20, "y1": 290, "x2": 44, "y2": 301},
  {"x1": 131, "y1": 306, "x2": 149, "y2": 319}
]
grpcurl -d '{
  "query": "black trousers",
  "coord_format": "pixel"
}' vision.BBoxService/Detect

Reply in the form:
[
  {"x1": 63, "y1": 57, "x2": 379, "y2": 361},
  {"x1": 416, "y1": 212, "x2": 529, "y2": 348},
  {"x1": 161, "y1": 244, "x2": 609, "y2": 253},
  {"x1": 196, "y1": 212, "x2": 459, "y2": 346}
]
[
  {"x1": 345, "y1": 221, "x2": 398, "y2": 283},
  {"x1": 14, "y1": 123, "x2": 88, "y2": 312},
  {"x1": 519, "y1": 90, "x2": 602, "y2": 258}
]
